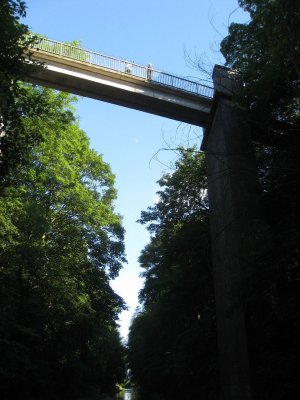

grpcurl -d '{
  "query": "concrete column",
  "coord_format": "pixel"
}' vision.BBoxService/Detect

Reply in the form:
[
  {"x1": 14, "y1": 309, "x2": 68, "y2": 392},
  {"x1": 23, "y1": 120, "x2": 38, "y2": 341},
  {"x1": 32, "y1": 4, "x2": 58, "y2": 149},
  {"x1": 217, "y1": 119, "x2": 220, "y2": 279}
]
[{"x1": 201, "y1": 66, "x2": 263, "y2": 399}]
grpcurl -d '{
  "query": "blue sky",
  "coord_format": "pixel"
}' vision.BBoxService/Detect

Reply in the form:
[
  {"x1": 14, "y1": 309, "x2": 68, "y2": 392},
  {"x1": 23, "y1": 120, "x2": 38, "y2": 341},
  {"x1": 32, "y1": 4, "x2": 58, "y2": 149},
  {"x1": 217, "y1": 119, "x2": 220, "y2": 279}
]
[{"x1": 22, "y1": 0, "x2": 248, "y2": 340}]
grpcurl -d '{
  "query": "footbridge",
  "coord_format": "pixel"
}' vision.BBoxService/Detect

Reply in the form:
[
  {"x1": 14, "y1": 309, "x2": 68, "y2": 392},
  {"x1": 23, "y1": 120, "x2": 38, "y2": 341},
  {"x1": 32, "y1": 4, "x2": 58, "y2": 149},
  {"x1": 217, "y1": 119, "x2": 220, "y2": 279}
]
[
  {"x1": 27, "y1": 37, "x2": 213, "y2": 127},
  {"x1": 26, "y1": 37, "x2": 259, "y2": 399}
]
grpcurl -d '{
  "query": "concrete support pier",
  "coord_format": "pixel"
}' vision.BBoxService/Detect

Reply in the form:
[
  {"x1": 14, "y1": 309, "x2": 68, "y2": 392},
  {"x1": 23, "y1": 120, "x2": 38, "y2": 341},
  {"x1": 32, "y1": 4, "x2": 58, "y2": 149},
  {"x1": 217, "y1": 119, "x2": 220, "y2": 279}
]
[{"x1": 201, "y1": 66, "x2": 263, "y2": 399}]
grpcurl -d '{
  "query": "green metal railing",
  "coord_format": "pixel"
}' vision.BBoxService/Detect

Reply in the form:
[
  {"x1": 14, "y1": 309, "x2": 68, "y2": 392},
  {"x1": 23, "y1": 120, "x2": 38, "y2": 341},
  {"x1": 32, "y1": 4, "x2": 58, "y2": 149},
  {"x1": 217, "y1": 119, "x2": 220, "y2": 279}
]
[{"x1": 30, "y1": 36, "x2": 214, "y2": 98}]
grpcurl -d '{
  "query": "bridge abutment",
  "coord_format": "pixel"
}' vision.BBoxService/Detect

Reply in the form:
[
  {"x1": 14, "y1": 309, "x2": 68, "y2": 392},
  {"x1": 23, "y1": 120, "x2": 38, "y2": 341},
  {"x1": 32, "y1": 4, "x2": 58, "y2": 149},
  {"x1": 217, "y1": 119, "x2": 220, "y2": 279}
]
[{"x1": 202, "y1": 65, "x2": 264, "y2": 399}]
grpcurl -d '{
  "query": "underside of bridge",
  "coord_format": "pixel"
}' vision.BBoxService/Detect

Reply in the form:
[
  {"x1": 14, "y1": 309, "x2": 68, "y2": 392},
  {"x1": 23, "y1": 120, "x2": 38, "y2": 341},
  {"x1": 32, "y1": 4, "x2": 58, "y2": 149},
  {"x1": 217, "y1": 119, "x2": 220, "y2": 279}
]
[{"x1": 28, "y1": 49, "x2": 212, "y2": 127}]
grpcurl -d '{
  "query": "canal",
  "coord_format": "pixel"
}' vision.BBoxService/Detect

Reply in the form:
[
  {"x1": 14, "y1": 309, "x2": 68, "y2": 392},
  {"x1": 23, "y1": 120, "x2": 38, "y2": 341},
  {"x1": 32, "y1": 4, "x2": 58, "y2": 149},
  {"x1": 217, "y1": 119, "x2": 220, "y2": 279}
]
[{"x1": 116, "y1": 389, "x2": 137, "y2": 400}]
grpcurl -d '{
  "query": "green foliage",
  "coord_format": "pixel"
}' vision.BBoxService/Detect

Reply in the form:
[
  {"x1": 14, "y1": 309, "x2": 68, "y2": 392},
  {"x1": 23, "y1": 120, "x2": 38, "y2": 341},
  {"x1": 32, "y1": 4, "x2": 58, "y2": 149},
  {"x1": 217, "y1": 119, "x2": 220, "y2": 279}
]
[
  {"x1": 221, "y1": 0, "x2": 300, "y2": 131},
  {"x1": 0, "y1": 86, "x2": 126, "y2": 399},
  {"x1": 0, "y1": 5, "x2": 126, "y2": 398},
  {"x1": 33, "y1": 34, "x2": 90, "y2": 63},
  {"x1": 0, "y1": 0, "x2": 41, "y2": 181},
  {"x1": 221, "y1": 1, "x2": 300, "y2": 397},
  {"x1": 128, "y1": 149, "x2": 218, "y2": 400}
]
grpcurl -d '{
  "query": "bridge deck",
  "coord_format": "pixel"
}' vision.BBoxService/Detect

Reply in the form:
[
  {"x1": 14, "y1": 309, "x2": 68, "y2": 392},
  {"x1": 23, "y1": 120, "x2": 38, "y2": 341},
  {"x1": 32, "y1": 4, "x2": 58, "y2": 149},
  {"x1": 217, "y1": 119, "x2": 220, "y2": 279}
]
[{"x1": 27, "y1": 37, "x2": 213, "y2": 127}]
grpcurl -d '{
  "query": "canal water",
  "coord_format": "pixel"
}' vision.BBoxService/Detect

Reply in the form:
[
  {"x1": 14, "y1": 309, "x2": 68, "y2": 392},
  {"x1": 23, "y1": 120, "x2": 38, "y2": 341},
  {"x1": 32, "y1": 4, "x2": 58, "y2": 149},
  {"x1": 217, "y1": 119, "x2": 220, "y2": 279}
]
[
  {"x1": 117, "y1": 389, "x2": 137, "y2": 400},
  {"x1": 116, "y1": 388, "x2": 165, "y2": 400},
  {"x1": 123, "y1": 389, "x2": 135, "y2": 400}
]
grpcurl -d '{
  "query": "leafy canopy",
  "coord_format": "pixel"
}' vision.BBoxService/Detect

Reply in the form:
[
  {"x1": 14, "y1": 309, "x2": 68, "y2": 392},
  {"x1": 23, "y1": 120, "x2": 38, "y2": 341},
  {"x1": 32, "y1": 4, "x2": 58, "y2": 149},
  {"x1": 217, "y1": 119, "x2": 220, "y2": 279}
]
[
  {"x1": 0, "y1": 85, "x2": 126, "y2": 399},
  {"x1": 0, "y1": 0, "x2": 41, "y2": 182},
  {"x1": 129, "y1": 149, "x2": 217, "y2": 400}
]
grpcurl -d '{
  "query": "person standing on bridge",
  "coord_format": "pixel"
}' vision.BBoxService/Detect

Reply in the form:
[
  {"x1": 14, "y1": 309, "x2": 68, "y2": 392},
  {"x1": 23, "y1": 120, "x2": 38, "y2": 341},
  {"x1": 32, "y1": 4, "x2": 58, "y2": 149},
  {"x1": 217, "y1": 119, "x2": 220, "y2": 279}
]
[{"x1": 147, "y1": 63, "x2": 153, "y2": 80}]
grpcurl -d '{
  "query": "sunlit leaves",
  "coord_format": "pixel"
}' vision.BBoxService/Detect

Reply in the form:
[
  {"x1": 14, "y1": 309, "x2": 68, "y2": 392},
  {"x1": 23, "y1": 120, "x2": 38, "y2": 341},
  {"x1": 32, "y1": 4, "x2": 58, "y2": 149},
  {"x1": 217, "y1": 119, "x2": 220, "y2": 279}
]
[
  {"x1": 0, "y1": 85, "x2": 126, "y2": 398},
  {"x1": 0, "y1": 1, "x2": 42, "y2": 180}
]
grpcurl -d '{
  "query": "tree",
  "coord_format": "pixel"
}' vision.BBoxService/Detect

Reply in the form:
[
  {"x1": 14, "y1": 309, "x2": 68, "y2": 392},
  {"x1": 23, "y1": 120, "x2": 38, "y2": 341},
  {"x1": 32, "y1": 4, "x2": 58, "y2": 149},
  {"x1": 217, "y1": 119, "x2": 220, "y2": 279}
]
[
  {"x1": 221, "y1": 0, "x2": 299, "y2": 130},
  {"x1": 0, "y1": 0, "x2": 40, "y2": 183},
  {"x1": 128, "y1": 149, "x2": 219, "y2": 400},
  {"x1": 220, "y1": 1, "x2": 300, "y2": 397},
  {"x1": 0, "y1": 85, "x2": 126, "y2": 399}
]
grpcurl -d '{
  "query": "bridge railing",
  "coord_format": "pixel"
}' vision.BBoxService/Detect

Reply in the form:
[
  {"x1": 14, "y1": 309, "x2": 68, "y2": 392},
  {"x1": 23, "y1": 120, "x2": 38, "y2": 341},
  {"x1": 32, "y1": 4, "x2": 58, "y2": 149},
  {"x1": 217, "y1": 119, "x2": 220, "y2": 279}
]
[{"x1": 30, "y1": 36, "x2": 214, "y2": 99}]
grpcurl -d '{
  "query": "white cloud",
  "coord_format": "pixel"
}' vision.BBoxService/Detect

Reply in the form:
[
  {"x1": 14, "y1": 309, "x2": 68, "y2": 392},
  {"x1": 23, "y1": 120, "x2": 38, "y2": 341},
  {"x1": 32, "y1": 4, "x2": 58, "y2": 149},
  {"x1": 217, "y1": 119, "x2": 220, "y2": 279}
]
[{"x1": 110, "y1": 275, "x2": 144, "y2": 340}]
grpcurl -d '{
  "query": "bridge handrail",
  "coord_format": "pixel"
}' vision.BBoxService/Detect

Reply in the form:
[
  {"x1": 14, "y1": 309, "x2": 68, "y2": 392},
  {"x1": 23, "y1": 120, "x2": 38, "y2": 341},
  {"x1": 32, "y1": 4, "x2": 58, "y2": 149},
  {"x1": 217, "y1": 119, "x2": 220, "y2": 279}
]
[{"x1": 29, "y1": 36, "x2": 214, "y2": 99}]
